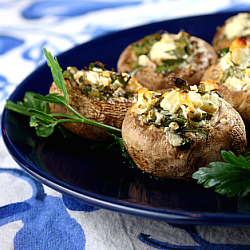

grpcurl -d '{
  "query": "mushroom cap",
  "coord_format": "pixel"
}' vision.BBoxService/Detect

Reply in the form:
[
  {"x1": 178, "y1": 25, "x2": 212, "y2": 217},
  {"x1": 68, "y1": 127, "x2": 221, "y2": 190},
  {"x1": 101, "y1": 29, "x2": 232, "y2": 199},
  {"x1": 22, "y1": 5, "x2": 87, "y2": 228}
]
[{"x1": 122, "y1": 97, "x2": 247, "y2": 179}]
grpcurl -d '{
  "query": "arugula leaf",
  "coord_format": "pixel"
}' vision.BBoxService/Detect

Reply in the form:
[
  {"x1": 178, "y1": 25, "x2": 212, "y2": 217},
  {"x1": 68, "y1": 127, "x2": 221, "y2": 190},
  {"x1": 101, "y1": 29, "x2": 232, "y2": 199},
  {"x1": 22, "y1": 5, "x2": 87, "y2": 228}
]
[{"x1": 192, "y1": 150, "x2": 250, "y2": 198}]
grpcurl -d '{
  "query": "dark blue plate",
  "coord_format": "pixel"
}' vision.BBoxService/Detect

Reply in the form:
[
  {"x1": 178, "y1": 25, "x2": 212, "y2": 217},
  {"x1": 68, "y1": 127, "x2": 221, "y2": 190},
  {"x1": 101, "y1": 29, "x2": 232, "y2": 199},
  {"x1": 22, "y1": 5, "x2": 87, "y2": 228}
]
[{"x1": 2, "y1": 11, "x2": 250, "y2": 226}]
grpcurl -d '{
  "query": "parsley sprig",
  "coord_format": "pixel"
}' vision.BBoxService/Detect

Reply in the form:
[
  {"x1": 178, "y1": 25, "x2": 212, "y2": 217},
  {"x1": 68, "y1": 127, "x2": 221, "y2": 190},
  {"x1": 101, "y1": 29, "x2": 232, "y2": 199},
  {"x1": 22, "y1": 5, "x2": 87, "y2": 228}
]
[
  {"x1": 192, "y1": 150, "x2": 250, "y2": 198},
  {"x1": 5, "y1": 48, "x2": 121, "y2": 137}
]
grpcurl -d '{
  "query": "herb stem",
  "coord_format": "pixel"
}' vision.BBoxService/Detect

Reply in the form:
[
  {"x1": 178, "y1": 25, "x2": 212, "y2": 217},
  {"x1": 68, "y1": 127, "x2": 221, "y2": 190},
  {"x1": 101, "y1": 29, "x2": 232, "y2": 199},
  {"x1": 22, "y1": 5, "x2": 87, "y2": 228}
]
[{"x1": 65, "y1": 104, "x2": 122, "y2": 134}]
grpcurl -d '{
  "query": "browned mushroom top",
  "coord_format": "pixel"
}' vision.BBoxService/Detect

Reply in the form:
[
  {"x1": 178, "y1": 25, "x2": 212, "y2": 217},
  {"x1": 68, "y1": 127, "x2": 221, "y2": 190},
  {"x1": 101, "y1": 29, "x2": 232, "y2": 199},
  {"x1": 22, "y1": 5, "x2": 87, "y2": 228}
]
[
  {"x1": 213, "y1": 12, "x2": 250, "y2": 50},
  {"x1": 217, "y1": 36, "x2": 250, "y2": 91}
]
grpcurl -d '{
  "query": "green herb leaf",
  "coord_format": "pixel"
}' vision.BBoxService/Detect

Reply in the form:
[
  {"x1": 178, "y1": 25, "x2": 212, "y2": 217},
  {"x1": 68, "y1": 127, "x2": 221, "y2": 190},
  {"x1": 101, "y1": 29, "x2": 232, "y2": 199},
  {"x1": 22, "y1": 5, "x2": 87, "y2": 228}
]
[
  {"x1": 5, "y1": 92, "x2": 49, "y2": 116},
  {"x1": 193, "y1": 150, "x2": 250, "y2": 197},
  {"x1": 132, "y1": 32, "x2": 161, "y2": 57},
  {"x1": 28, "y1": 108, "x2": 60, "y2": 137},
  {"x1": 221, "y1": 150, "x2": 250, "y2": 169},
  {"x1": 243, "y1": 148, "x2": 250, "y2": 161},
  {"x1": 29, "y1": 109, "x2": 57, "y2": 124},
  {"x1": 43, "y1": 48, "x2": 69, "y2": 105},
  {"x1": 34, "y1": 93, "x2": 66, "y2": 106},
  {"x1": 155, "y1": 58, "x2": 183, "y2": 75},
  {"x1": 5, "y1": 99, "x2": 32, "y2": 117},
  {"x1": 218, "y1": 48, "x2": 229, "y2": 57},
  {"x1": 29, "y1": 116, "x2": 55, "y2": 137},
  {"x1": 29, "y1": 110, "x2": 58, "y2": 137}
]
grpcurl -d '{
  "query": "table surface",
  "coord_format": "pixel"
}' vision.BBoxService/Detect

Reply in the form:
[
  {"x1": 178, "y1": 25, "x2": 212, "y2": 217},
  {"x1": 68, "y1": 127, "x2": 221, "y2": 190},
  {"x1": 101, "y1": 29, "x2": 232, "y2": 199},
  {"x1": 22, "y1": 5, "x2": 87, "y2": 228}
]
[{"x1": 1, "y1": 0, "x2": 250, "y2": 249}]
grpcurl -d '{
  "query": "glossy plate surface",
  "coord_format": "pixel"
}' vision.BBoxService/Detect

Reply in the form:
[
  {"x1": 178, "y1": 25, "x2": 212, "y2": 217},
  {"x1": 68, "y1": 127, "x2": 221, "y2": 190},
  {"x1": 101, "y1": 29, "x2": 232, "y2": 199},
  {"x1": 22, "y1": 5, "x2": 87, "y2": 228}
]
[{"x1": 2, "y1": 11, "x2": 250, "y2": 226}]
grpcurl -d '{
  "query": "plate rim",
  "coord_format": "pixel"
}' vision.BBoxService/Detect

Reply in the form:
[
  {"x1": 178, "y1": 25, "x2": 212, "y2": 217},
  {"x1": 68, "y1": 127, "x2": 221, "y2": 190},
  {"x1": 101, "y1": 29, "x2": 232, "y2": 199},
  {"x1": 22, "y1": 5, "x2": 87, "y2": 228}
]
[
  {"x1": 2, "y1": 10, "x2": 250, "y2": 226},
  {"x1": 4, "y1": 147, "x2": 250, "y2": 227}
]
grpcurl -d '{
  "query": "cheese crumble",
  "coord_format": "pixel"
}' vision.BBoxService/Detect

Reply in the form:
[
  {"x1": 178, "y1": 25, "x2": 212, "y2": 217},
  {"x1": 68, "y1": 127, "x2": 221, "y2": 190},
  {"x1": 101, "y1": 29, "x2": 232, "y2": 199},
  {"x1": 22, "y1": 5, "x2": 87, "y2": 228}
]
[
  {"x1": 132, "y1": 31, "x2": 205, "y2": 74},
  {"x1": 219, "y1": 37, "x2": 250, "y2": 91},
  {"x1": 63, "y1": 66, "x2": 142, "y2": 101},
  {"x1": 223, "y1": 13, "x2": 250, "y2": 40},
  {"x1": 133, "y1": 80, "x2": 220, "y2": 147}
]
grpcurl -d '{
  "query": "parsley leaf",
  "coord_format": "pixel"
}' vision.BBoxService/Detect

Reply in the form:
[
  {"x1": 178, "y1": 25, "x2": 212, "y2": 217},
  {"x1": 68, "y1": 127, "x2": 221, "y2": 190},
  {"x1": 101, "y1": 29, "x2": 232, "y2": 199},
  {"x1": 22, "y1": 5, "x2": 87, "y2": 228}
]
[
  {"x1": 192, "y1": 150, "x2": 250, "y2": 198},
  {"x1": 43, "y1": 48, "x2": 69, "y2": 105},
  {"x1": 5, "y1": 91, "x2": 49, "y2": 117}
]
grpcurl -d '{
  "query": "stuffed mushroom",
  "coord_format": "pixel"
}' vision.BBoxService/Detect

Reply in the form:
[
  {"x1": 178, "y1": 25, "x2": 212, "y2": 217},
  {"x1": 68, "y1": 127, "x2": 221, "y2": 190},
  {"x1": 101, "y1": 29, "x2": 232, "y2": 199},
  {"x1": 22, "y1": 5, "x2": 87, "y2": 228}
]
[
  {"x1": 49, "y1": 64, "x2": 142, "y2": 140},
  {"x1": 122, "y1": 78, "x2": 247, "y2": 179},
  {"x1": 203, "y1": 36, "x2": 250, "y2": 126},
  {"x1": 117, "y1": 31, "x2": 217, "y2": 90},
  {"x1": 212, "y1": 12, "x2": 250, "y2": 51}
]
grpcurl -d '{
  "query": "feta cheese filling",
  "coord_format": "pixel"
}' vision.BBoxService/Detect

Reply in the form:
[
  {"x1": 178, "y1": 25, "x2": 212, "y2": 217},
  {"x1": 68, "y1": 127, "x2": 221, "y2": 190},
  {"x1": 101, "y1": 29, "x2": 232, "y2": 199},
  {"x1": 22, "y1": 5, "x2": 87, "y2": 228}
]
[
  {"x1": 223, "y1": 13, "x2": 250, "y2": 40},
  {"x1": 132, "y1": 31, "x2": 205, "y2": 75},
  {"x1": 63, "y1": 66, "x2": 142, "y2": 100},
  {"x1": 219, "y1": 37, "x2": 250, "y2": 91},
  {"x1": 134, "y1": 80, "x2": 220, "y2": 147}
]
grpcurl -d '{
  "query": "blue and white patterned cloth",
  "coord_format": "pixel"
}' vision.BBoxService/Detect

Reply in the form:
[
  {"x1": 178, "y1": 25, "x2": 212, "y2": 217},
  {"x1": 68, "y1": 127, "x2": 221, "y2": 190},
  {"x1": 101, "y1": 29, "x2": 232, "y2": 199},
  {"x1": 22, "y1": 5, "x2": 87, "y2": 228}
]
[{"x1": 1, "y1": 0, "x2": 250, "y2": 249}]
